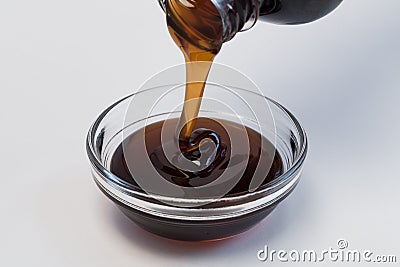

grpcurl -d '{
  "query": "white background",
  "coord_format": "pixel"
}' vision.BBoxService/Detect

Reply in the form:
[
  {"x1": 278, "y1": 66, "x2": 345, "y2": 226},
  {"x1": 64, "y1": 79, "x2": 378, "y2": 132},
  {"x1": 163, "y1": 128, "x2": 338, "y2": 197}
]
[{"x1": 0, "y1": 0, "x2": 399, "y2": 266}]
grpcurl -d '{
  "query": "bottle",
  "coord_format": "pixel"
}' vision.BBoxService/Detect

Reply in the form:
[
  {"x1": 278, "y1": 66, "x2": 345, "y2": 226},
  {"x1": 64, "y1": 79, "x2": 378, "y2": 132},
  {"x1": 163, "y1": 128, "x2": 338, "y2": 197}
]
[
  {"x1": 159, "y1": 0, "x2": 343, "y2": 143},
  {"x1": 158, "y1": 0, "x2": 343, "y2": 44}
]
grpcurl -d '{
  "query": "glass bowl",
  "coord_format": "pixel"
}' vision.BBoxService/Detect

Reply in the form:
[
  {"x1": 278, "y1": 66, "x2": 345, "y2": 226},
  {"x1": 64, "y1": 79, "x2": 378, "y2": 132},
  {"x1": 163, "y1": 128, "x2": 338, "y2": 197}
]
[{"x1": 86, "y1": 85, "x2": 307, "y2": 241}]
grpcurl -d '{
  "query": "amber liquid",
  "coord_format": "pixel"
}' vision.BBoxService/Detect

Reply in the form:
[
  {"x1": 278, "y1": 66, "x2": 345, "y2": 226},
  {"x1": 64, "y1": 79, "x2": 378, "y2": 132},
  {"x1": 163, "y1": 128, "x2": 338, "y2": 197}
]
[{"x1": 166, "y1": 0, "x2": 223, "y2": 140}]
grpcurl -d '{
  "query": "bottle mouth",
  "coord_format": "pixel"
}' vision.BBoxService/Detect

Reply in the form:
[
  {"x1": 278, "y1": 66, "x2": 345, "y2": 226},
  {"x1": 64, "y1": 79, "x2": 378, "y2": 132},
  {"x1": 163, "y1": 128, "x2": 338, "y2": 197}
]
[
  {"x1": 162, "y1": 0, "x2": 224, "y2": 53},
  {"x1": 211, "y1": 0, "x2": 260, "y2": 43},
  {"x1": 86, "y1": 88, "x2": 307, "y2": 221},
  {"x1": 159, "y1": 0, "x2": 260, "y2": 47}
]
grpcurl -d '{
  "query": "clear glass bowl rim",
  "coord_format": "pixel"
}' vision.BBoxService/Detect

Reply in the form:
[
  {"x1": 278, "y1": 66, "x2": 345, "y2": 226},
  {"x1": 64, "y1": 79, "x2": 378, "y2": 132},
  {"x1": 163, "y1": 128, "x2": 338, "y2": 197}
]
[{"x1": 86, "y1": 88, "x2": 308, "y2": 206}]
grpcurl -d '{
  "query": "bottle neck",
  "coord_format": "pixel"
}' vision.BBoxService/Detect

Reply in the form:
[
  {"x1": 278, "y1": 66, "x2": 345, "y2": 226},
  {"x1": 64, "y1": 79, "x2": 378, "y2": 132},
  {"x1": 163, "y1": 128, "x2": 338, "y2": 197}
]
[
  {"x1": 212, "y1": 0, "x2": 263, "y2": 43},
  {"x1": 158, "y1": 0, "x2": 265, "y2": 44}
]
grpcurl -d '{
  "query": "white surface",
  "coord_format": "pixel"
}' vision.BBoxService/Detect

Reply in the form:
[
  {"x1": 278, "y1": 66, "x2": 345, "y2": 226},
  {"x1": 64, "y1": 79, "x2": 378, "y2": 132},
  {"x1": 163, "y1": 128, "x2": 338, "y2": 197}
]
[{"x1": 1, "y1": 0, "x2": 399, "y2": 266}]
